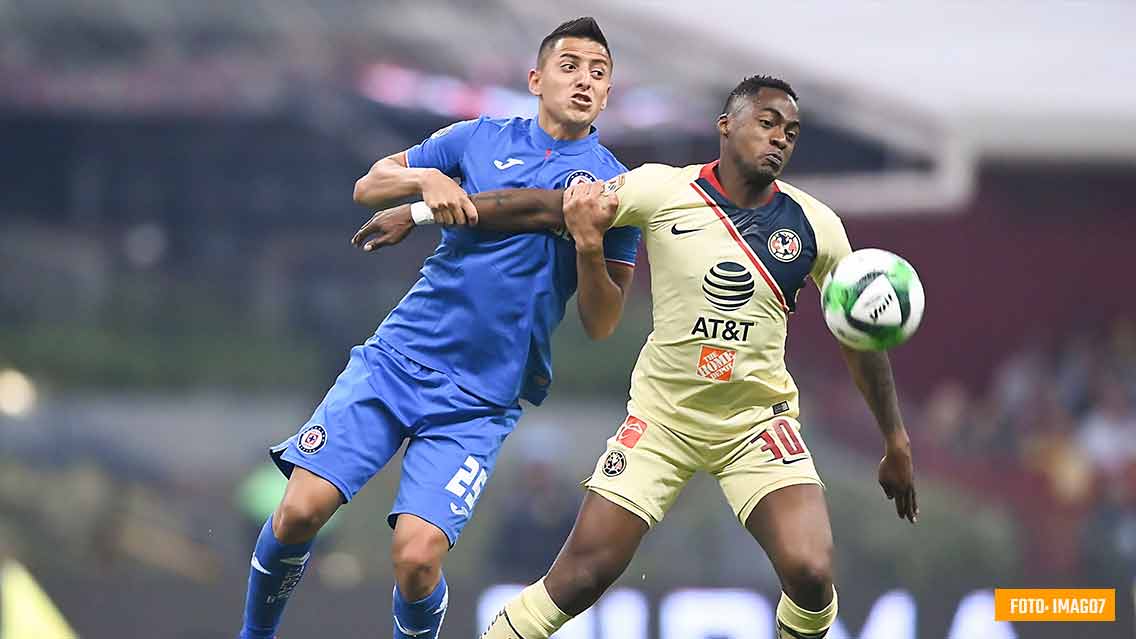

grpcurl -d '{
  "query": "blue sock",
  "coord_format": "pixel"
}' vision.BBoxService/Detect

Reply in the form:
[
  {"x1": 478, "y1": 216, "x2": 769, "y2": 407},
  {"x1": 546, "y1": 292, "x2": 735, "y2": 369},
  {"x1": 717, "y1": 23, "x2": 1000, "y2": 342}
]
[
  {"x1": 392, "y1": 573, "x2": 449, "y2": 639},
  {"x1": 239, "y1": 516, "x2": 314, "y2": 639}
]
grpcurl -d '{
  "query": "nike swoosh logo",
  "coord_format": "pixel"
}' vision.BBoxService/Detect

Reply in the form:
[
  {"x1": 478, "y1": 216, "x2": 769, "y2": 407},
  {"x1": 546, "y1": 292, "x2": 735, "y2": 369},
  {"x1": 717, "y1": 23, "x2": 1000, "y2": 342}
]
[
  {"x1": 493, "y1": 158, "x2": 524, "y2": 170},
  {"x1": 279, "y1": 552, "x2": 311, "y2": 566},
  {"x1": 250, "y1": 555, "x2": 272, "y2": 575},
  {"x1": 782, "y1": 457, "x2": 809, "y2": 465},
  {"x1": 670, "y1": 224, "x2": 701, "y2": 235},
  {"x1": 393, "y1": 615, "x2": 432, "y2": 637}
]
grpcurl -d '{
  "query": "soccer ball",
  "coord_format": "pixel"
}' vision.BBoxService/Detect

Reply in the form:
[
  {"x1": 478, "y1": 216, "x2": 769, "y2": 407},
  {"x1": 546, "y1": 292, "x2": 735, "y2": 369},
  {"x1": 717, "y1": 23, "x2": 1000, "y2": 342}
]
[{"x1": 820, "y1": 248, "x2": 925, "y2": 351}]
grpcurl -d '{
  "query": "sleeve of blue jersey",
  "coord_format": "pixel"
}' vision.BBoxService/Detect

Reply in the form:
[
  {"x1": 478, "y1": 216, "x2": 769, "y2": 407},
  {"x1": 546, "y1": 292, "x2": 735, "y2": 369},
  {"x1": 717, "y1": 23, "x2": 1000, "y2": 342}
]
[
  {"x1": 404, "y1": 117, "x2": 485, "y2": 178},
  {"x1": 598, "y1": 160, "x2": 639, "y2": 266},
  {"x1": 602, "y1": 226, "x2": 640, "y2": 266}
]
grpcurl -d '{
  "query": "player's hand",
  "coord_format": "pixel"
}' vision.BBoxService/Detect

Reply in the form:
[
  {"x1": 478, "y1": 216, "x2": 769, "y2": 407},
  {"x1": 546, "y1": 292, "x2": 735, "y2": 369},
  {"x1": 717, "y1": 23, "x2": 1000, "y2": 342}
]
[
  {"x1": 352, "y1": 204, "x2": 415, "y2": 252},
  {"x1": 420, "y1": 169, "x2": 478, "y2": 226},
  {"x1": 878, "y1": 440, "x2": 918, "y2": 524},
  {"x1": 563, "y1": 181, "x2": 618, "y2": 253}
]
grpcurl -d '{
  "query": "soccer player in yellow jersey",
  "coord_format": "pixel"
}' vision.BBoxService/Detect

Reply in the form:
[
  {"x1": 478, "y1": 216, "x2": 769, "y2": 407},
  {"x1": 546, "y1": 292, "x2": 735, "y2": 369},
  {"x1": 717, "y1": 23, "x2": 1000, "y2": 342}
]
[{"x1": 354, "y1": 75, "x2": 918, "y2": 639}]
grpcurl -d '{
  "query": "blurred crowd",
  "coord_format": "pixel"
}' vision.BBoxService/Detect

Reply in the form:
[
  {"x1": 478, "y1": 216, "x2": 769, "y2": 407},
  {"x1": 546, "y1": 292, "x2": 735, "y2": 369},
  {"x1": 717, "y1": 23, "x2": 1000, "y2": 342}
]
[{"x1": 821, "y1": 319, "x2": 1136, "y2": 584}]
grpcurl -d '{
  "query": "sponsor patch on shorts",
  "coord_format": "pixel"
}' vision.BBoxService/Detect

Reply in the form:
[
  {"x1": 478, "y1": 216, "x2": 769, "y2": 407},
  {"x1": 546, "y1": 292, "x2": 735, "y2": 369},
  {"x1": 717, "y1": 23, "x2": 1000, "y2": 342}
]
[
  {"x1": 616, "y1": 415, "x2": 649, "y2": 448},
  {"x1": 696, "y1": 345, "x2": 736, "y2": 381}
]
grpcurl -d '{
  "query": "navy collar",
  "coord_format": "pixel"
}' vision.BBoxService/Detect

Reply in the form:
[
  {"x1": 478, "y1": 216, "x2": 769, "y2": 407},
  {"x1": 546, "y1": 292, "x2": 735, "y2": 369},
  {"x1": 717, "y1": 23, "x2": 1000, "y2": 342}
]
[{"x1": 528, "y1": 117, "x2": 599, "y2": 156}]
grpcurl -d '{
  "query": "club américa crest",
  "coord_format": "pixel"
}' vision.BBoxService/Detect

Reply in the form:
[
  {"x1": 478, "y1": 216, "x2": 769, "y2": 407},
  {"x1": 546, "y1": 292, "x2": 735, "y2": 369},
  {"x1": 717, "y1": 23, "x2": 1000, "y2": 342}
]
[
  {"x1": 768, "y1": 228, "x2": 802, "y2": 262},
  {"x1": 602, "y1": 450, "x2": 627, "y2": 477}
]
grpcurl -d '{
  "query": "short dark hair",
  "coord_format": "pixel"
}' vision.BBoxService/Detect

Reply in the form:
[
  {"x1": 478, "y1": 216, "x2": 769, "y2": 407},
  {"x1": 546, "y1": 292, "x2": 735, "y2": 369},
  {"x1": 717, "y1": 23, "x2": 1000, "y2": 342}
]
[
  {"x1": 722, "y1": 75, "x2": 798, "y2": 115},
  {"x1": 537, "y1": 17, "x2": 611, "y2": 67}
]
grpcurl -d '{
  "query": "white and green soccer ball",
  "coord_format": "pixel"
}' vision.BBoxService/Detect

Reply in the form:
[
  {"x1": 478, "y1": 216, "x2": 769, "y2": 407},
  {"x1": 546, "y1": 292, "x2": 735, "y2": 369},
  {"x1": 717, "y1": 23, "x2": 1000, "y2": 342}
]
[{"x1": 821, "y1": 248, "x2": 925, "y2": 351}]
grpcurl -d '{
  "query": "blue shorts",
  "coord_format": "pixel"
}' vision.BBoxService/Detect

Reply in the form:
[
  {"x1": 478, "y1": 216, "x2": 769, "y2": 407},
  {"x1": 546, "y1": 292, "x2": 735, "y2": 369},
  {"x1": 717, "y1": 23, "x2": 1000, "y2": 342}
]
[{"x1": 270, "y1": 338, "x2": 520, "y2": 546}]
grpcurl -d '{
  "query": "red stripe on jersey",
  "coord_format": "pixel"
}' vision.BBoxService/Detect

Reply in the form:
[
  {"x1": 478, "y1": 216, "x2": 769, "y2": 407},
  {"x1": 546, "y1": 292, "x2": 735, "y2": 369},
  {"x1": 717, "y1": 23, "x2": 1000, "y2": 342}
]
[
  {"x1": 698, "y1": 161, "x2": 779, "y2": 206},
  {"x1": 699, "y1": 160, "x2": 728, "y2": 198},
  {"x1": 690, "y1": 181, "x2": 789, "y2": 312}
]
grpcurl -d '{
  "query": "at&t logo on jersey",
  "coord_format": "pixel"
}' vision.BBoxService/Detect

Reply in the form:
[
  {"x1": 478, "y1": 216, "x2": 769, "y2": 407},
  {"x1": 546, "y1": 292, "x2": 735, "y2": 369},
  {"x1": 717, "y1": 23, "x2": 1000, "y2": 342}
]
[
  {"x1": 703, "y1": 261, "x2": 755, "y2": 311},
  {"x1": 691, "y1": 317, "x2": 755, "y2": 341},
  {"x1": 564, "y1": 169, "x2": 597, "y2": 188}
]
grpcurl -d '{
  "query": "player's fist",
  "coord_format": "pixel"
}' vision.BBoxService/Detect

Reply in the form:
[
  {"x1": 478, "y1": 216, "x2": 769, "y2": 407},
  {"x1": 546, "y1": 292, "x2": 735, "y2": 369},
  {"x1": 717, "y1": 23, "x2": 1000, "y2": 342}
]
[
  {"x1": 420, "y1": 169, "x2": 478, "y2": 226},
  {"x1": 563, "y1": 181, "x2": 618, "y2": 253},
  {"x1": 878, "y1": 442, "x2": 918, "y2": 524},
  {"x1": 352, "y1": 204, "x2": 415, "y2": 252}
]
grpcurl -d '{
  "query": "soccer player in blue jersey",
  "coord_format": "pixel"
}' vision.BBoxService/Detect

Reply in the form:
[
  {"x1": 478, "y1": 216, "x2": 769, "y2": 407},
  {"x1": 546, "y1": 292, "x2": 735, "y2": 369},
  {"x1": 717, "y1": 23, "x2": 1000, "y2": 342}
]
[{"x1": 237, "y1": 17, "x2": 640, "y2": 639}]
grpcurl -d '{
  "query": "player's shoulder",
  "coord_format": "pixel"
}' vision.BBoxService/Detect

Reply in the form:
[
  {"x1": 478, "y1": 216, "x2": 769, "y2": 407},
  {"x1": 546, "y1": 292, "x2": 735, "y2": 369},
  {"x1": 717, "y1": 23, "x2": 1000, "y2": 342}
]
[
  {"x1": 776, "y1": 179, "x2": 842, "y2": 225},
  {"x1": 624, "y1": 162, "x2": 699, "y2": 183},
  {"x1": 589, "y1": 143, "x2": 626, "y2": 174},
  {"x1": 427, "y1": 116, "x2": 490, "y2": 139},
  {"x1": 476, "y1": 115, "x2": 525, "y2": 132}
]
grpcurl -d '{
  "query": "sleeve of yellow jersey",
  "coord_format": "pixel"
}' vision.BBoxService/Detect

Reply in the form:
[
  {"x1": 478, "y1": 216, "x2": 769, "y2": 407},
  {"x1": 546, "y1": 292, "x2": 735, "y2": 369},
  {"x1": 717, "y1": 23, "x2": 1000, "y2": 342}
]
[
  {"x1": 604, "y1": 163, "x2": 679, "y2": 229},
  {"x1": 808, "y1": 203, "x2": 854, "y2": 287}
]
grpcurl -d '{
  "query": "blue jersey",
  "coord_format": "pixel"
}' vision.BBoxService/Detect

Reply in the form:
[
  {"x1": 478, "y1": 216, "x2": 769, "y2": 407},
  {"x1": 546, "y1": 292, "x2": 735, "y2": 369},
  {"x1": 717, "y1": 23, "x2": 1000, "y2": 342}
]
[{"x1": 375, "y1": 116, "x2": 641, "y2": 406}]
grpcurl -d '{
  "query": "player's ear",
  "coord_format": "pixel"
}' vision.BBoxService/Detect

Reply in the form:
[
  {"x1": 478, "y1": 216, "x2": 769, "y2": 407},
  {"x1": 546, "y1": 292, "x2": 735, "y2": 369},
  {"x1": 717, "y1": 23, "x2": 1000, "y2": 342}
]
[
  {"x1": 528, "y1": 68, "x2": 542, "y2": 97},
  {"x1": 717, "y1": 113, "x2": 730, "y2": 137},
  {"x1": 599, "y1": 83, "x2": 610, "y2": 111}
]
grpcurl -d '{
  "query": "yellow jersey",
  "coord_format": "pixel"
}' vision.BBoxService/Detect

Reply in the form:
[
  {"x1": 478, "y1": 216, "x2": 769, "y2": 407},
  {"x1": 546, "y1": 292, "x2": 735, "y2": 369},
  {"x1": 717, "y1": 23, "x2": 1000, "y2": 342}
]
[{"x1": 605, "y1": 161, "x2": 852, "y2": 439}]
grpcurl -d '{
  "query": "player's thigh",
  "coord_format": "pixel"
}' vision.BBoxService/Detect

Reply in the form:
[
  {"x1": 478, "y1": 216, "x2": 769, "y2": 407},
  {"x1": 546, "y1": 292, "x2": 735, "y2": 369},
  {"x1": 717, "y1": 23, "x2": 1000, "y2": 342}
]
[
  {"x1": 272, "y1": 345, "x2": 407, "y2": 503},
  {"x1": 743, "y1": 483, "x2": 834, "y2": 587},
  {"x1": 583, "y1": 413, "x2": 699, "y2": 529},
  {"x1": 390, "y1": 400, "x2": 520, "y2": 547},
  {"x1": 713, "y1": 416, "x2": 825, "y2": 528}
]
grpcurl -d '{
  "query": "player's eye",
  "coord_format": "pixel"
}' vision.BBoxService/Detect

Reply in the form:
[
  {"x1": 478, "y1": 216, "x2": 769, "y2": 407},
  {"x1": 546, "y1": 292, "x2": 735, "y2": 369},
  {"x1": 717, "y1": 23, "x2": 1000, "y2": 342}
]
[
  {"x1": 760, "y1": 119, "x2": 773, "y2": 128},
  {"x1": 591, "y1": 69, "x2": 605, "y2": 79},
  {"x1": 561, "y1": 63, "x2": 576, "y2": 72}
]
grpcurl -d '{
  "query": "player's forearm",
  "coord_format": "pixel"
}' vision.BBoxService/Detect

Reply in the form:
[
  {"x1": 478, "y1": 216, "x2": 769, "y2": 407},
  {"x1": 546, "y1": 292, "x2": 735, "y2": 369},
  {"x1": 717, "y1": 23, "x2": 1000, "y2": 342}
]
[
  {"x1": 468, "y1": 189, "x2": 565, "y2": 233},
  {"x1": 576, "y1": 250, "x2": 625, "y2": 340},
  {"x1": 353, "y1": 157, "x2": 438, "y2": 209},
  {"x1": 840, "y1": 346, "x2": 909, "y2": 449}
]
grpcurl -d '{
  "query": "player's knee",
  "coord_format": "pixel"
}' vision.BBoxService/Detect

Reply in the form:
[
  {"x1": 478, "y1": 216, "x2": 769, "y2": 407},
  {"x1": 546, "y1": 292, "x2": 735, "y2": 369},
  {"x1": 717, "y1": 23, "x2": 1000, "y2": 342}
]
[
  {"x1": 390, "y1": 528, "x2": 446, "y2": 590},
  {"x1": 549, "y1": 549, "x2": 624, "y2": 612},
  {"x1": 779, "y1": 547, "x2": 834, "y2": 609},
  {"x1": 272, "y1": 497, "x2": 330, "y2": 544}
]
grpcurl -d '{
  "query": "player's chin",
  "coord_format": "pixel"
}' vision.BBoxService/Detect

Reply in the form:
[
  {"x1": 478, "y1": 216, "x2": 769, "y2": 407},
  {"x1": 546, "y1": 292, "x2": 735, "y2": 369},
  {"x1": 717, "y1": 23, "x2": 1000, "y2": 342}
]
[
  {"x1": 559, "y1": 103, "x2": 599, "y2": 124},
  {"x1": 747, "y1": 165, "x2": 780, "y2": 183}
]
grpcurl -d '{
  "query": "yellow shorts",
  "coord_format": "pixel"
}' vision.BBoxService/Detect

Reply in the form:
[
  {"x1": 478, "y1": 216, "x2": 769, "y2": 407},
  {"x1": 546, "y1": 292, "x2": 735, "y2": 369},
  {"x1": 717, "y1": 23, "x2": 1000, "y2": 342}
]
[{"x1": 583, "y1": 409, "x2": 823, "y2": 528}]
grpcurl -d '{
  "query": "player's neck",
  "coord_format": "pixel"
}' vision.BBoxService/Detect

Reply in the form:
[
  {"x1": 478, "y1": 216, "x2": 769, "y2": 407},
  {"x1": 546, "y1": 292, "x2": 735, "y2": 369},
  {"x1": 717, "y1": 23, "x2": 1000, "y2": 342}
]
[
  {"x1": 716, "y1": 159, "x2": 776, "y2": 208},
  {"x1": 536, "y1": 111, "x2": 592, "y2": 142}
]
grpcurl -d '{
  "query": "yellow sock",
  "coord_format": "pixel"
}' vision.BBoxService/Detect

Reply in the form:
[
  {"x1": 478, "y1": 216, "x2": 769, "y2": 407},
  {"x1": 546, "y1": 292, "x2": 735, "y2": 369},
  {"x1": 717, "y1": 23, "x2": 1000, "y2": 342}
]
[
  {"x1": 480, "y1": 578, "x2": 571, "y2": 639},
  {"x1": 776, "y1": 588, "x2": 838, "y2": 638}
]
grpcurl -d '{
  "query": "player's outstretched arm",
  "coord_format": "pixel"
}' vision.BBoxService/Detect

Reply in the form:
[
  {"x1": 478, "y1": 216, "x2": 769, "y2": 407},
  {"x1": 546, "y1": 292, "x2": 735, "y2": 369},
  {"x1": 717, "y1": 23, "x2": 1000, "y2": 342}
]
[
  {"x1": 352, "y1": 188, "x2": 565, "y2": 252},
  {"x1": 839, "y1": 345, "x2": 919, "y2": 524}
]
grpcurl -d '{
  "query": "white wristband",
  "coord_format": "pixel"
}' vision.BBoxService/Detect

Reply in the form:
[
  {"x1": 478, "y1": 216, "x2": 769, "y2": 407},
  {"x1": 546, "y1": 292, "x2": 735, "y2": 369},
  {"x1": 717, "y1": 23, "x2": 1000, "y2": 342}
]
[{"x1": 410, "y1": 201, "x2": 435, "y2": 225}]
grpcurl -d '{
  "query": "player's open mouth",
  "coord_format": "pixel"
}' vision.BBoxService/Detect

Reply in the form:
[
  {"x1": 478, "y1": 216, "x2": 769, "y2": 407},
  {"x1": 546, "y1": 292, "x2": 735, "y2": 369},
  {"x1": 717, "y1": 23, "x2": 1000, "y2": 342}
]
[{"x1": 570, "y1": 93, "x2": 593, "y2": 108}]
